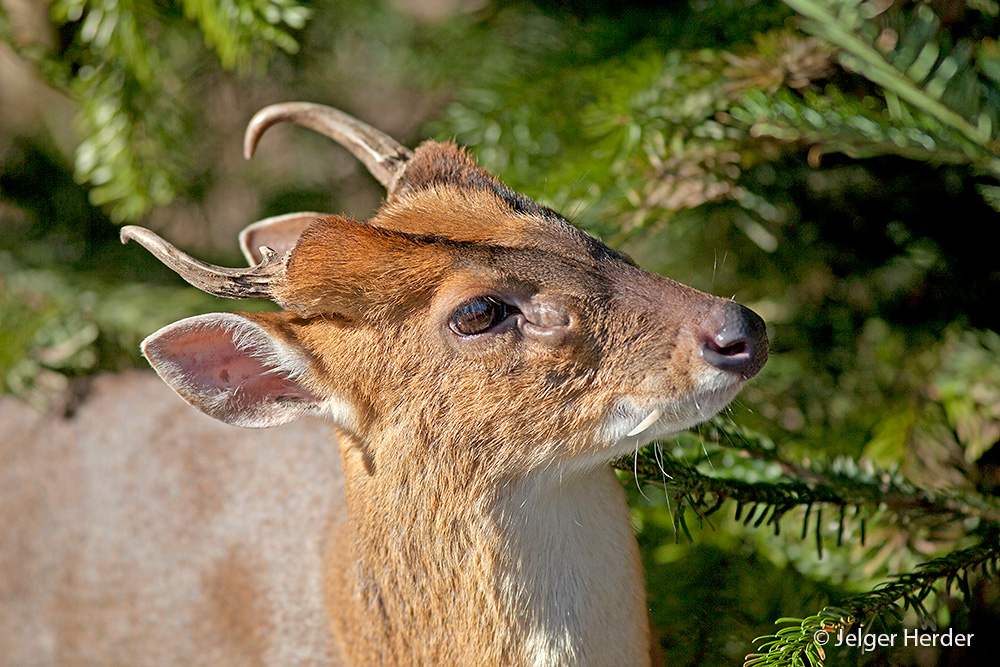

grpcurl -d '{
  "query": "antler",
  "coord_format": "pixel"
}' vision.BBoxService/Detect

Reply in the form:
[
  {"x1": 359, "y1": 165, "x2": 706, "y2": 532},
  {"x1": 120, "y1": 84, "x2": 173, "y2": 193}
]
[
  {"x1": 243, "y1": 102, "x2": 413, "y2": 192},
  {"x1": 121, "y1": 102, "x2": 414, "y2": 302},
  {"x1": 120, "y1": 226, "x2": 284, "y2": 300}
]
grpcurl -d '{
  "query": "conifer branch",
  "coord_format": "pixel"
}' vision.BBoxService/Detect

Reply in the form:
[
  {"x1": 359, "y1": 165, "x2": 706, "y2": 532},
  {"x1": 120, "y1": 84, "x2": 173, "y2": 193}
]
[
  {"x1": 783, "y1": 0, "x2": 1000, "y2": 158},
  {"x1": 617, "y1": 427, "x2": 1000, "y2": 541},
  {"x1": 1, "y1": 1, "x2": 311, "y2": 221},
  {"x1": 745, "y1": 537, "x2": 1000, "y2": 667}
]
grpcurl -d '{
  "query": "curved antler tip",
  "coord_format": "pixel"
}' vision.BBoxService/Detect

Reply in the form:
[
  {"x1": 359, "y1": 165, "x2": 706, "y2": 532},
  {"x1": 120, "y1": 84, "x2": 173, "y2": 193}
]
[
  {"x1": 243, "y1": 130, "x2": 259, "y2": 160},
  {"x1": 120, "y1": 225, "x2": 142, "y2": 245},
  {"x1": 118, "y1": 223, "x2": 282, "y2": 301},
  {"x1": 243, "y1": 106, "x2": 275, "y2": 160},
  {"x1": 243, "y1": 103, "x2": 306, "y2": 161},
  {"x1": 241, "y1": 101, "x2": 411, "y2": 191},
  {"x1": 243, "y1": 128, "x2": 259, "y2": 161}
]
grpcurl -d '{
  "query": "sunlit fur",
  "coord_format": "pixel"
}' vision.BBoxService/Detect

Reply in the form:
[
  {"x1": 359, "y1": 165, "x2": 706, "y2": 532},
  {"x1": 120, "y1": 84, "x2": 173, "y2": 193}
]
[
  {"x1": 0, "y1": 139, "x2": 762, "y2": 666},
  {"x1": 247, "y1": 142, "x2": 750, "y2": 664}
]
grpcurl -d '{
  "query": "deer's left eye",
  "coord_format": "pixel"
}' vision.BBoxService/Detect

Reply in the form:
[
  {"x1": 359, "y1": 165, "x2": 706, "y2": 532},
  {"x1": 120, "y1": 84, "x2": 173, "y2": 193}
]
[{"x1": 449, "y1": 297, "x2": 511, "y2": 336}]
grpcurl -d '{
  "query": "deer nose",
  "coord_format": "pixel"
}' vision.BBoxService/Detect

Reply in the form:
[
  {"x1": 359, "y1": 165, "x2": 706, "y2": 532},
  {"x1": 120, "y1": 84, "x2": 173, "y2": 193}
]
[{"x1": 702, "y1": 302, "x2": 769, "y2": 379}]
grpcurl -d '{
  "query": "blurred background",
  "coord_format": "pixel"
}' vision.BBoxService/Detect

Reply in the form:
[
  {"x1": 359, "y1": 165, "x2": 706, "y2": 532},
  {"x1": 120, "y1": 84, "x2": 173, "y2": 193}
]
[{"x1": 2, "y1": 1, "x2": 1000, "y2": 664}]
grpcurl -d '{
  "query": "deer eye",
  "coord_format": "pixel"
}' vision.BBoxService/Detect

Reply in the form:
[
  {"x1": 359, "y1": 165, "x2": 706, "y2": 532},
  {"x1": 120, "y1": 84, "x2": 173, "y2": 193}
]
[{"x1": 448, "y1": 296, "x2": 510, "y2": 336}]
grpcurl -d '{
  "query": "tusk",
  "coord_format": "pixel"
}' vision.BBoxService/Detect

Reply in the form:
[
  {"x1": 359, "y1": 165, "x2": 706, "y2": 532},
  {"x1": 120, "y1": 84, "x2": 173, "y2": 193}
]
[
  {"x1": 626, "y1": 409, "x2": 663, "y2": 437},
  {"x1": 244, "y1": 102, "x2": 413, "y2": 192},
  {"x1": 121, "y1": 225, "x2": 284, "y2": 300}
]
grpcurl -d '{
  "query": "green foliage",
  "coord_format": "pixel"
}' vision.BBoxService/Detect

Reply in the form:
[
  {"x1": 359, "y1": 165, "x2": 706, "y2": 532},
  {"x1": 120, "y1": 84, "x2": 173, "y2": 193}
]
[
  {"x1": 745, "y1": 611, "x2": 841, "y2": 667},
  {"x1": 784, "y1": 0, "x2": 1000, "y2": 165},
  {"x1": 0, "y1": 137, "x2": 244, "y2": 408},
  {"x1": 181, "y1": 0, "x2": 310, "y2": 71},
  {"x1": 745, "y1": 539, "x2": 1000, "y2": 666},
  {"x1": 933, "y1": 329, "x2": 1000, "y2": 463},
  {"x1": 70, "y1": 65, "x2": 183, "y2": 221},
  {"x1": 0, "y1": 253, "x2": 217, "y2": 407},
  {"x1": 4, "y1": 0, "x2": 310, "y2": 221},
  {"x1": 621, "y1": 419, "x2": 1000, "y2": 537}
]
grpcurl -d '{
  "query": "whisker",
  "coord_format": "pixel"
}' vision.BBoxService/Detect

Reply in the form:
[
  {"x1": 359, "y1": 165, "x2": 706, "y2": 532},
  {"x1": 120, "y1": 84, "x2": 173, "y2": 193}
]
[
  {"x1": 634, "y1": 445, "x2": 650, "y2": 501},
  {"x1": 568, "y1": 183, "x2": 597, "y2": 221}
]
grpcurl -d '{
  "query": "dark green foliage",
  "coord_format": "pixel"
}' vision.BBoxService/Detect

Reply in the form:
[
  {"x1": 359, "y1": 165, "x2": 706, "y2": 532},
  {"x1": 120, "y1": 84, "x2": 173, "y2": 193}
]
[
  {"x1": 745, "y1": 539, "x2": 999, "y2": 666},
  {"x1": 0, "y1": 138, "x2": 231, "y2": 404}
]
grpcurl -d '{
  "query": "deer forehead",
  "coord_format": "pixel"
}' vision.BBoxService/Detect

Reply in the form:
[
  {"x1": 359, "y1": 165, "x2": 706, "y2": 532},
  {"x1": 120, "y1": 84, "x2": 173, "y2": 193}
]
[
  {"x1": 380, "y1": 184, "x2": 634, "y2": 266},
  {"x1": 274, "y1": 201, "x2": 636, "y2": 326}
]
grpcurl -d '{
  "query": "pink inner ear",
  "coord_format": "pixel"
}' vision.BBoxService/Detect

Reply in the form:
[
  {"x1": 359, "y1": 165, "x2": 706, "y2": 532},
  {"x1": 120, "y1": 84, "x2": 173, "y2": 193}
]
[
  {"x1": 143, "y1": 314, "x2": 319, "y2": 428},
  {"x1": 169, "y1": 330, "x2": 309, "y2": 399}
]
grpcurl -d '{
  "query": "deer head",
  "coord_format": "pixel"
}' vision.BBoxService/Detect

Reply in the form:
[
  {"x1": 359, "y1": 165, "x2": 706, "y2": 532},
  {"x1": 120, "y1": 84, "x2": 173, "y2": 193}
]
[
  {"x1": 122, "y1": 102, "x2": 767, "y2": 477},
  {"x1": 119, "y1": 102, "x2": 768, "y2": 666}
]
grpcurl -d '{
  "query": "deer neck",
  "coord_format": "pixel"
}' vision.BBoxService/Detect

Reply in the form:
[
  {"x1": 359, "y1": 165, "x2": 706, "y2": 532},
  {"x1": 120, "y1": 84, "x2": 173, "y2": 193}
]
[{"x1": 328, "y1": 428, "x2": 652, "y2": 666}]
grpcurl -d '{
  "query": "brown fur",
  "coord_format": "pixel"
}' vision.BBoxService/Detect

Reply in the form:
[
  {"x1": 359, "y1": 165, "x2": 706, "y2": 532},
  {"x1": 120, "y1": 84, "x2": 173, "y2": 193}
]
[
  {"x1": 245, "y1": 146, "x2": 739, "y2": 664},
  {"x1": 1, "y1": 132, "x2": 765, "y2": 666}
]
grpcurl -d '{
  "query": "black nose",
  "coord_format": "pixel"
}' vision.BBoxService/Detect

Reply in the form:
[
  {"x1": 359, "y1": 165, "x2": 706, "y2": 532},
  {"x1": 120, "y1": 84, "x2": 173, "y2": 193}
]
[{"x1": 702, "y1": 302, "x2": 769, "y2": 379}]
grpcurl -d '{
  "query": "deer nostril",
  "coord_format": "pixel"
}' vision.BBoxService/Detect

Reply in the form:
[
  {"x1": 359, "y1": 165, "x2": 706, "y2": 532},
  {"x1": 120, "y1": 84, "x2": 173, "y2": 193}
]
[
  {"x1": 706, "y1": 339, "x2": 746, "y2": 357},
  {"x1": 701, "y1": 302, "x2": 769, "y2": 379}
]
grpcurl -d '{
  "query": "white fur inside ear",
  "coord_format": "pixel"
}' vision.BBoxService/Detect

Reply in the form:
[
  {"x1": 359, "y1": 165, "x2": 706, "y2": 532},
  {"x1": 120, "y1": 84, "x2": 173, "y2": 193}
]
[
  {"x1": 238, "y1": 212, "x2": 324, "y2": 265},
  {"x1": 142, "y1": 313, "x2": 320, "y2": 428}
]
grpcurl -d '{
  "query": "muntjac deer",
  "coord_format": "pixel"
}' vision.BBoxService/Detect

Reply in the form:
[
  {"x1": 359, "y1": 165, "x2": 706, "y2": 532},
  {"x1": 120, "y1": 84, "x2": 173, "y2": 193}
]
[{"x1": 0, "y1": 102, "x2": 767, "y2": 666}]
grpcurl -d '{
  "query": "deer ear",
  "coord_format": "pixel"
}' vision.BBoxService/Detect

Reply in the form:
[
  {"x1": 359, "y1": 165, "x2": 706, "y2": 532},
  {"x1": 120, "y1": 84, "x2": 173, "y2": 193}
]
[
  {"x1": 142, "y1": 312, "x2": 320, "y2": 428},
  {"x1": 239, "y1": 212, "x2": 323, "y2": 265}
]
